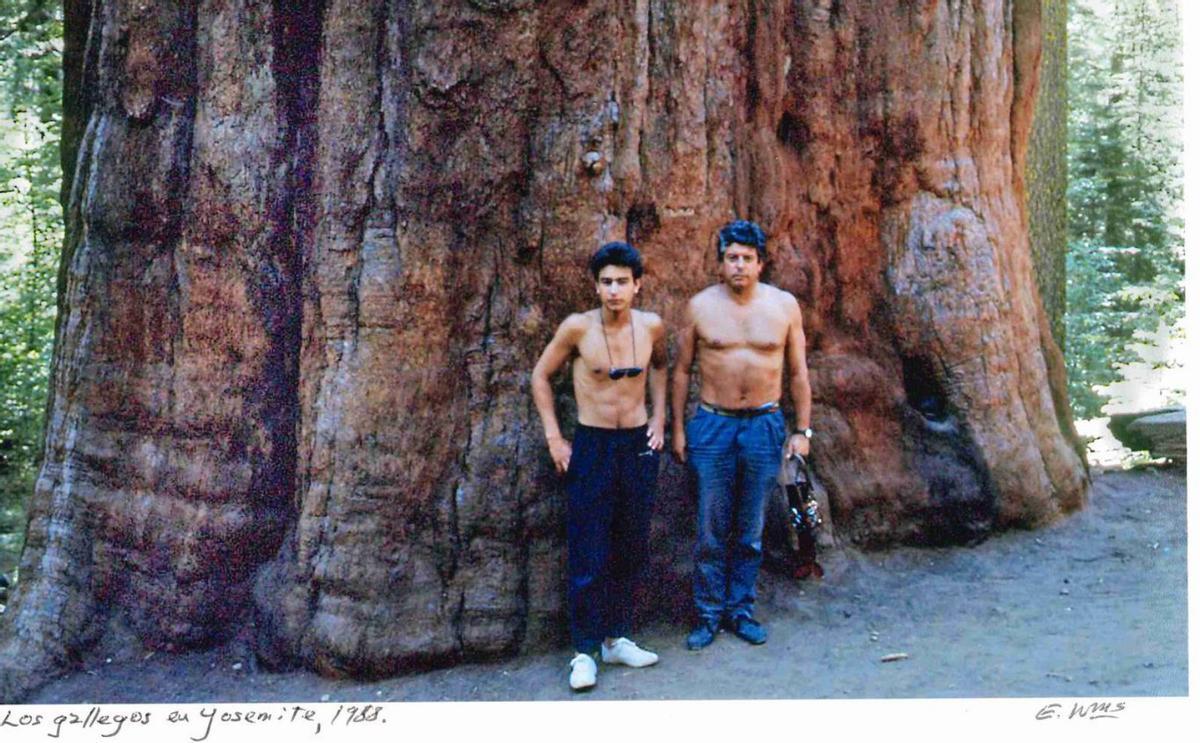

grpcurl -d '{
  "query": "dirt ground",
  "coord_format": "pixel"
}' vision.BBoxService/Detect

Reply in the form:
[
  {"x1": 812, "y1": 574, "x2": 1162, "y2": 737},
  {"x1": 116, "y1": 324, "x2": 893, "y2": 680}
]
[{"x1": 25, "y1": 466, "x2": 1188, "y2": 704}]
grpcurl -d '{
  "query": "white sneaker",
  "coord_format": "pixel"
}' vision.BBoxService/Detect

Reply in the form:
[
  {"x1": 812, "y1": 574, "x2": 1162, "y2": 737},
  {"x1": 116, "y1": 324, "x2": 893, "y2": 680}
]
[
  {"x1": 600, "y1": 637, "x2": 659, "y2": 668},
  {"x1": 568, "y1": 653, "x2": 597, "y2": 690}
]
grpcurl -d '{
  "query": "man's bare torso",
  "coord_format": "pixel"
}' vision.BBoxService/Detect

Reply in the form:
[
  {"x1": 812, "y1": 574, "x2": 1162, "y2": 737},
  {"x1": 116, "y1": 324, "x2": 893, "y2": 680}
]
[
  {"x1": 691, "y1": 284, "x2": 793, "y2": 409},
  {"x1": 572, "y1": 309, "x2": 657, "y2": 428}
]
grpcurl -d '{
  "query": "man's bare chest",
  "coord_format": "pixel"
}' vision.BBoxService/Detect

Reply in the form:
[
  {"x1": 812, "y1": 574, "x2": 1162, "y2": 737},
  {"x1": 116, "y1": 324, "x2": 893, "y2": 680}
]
[
  {"x1": 573, "y1": 322, "x2": 647, "y2": 376},
  {"x1": 696, "y1": 308, "x2": 787, "y2": 352}
]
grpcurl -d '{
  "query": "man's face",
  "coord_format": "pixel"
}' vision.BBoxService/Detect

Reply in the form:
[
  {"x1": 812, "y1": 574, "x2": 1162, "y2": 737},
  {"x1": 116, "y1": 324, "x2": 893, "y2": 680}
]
[
  {"x1": 595, "y1": 264, "x2": 640, "y2": 313},
  {"x1": 719, "y1": 243, "x2": 763, "y2": 289}
]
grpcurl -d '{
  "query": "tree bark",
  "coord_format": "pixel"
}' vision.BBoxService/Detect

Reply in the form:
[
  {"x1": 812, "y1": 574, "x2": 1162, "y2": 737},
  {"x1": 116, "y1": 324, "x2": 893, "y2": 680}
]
[
  {"x1": 1, "y1": 0, "x2": 1088, "y2": 697},
  {"x1": 1025, "y1": 0, "x2": 1067, "y2": 347}
]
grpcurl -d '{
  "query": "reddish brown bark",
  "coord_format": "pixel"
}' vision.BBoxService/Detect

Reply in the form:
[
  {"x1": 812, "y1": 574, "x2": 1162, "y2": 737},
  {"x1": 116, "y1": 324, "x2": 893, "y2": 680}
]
[{"x1": 1, "y1": 0, "x2": 1086, "y2": 698}]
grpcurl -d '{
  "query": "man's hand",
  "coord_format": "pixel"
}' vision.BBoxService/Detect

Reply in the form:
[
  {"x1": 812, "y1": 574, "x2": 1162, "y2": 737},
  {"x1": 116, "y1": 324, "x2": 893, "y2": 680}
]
[
  {"x1": 672, "y1": 429, "x2": 687, "y2": 463},
  {"x1": 548, "y1": 437, "x2": 572, "y2": 474},
  {"x1": 785, "y1": 433, "x2": 810, "y2": 458},
  {"x1": 647, "y1": 420, "x2": 665, "y2": 451}
]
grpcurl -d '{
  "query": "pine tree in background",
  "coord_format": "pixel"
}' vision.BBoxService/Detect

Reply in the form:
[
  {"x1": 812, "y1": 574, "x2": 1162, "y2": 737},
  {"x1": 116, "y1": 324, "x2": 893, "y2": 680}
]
[
  {"x1": 1066, "y1": 0, "x2": 1184, "y2": 418},
  {"x1": 0, "y1": 0, "x2": 62, "y2": 559}
]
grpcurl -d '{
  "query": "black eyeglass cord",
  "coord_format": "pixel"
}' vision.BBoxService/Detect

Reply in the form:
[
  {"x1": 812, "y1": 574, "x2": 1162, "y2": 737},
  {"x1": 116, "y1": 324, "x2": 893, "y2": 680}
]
[{"x1": 600, "y1": 310, "x2": 636, "y2": 370}]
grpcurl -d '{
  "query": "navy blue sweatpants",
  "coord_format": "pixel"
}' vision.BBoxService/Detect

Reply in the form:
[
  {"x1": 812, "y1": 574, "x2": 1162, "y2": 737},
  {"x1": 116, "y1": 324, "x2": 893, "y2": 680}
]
[{"x1": 565, "y1": 423, "x2": 660, "y2": 654}]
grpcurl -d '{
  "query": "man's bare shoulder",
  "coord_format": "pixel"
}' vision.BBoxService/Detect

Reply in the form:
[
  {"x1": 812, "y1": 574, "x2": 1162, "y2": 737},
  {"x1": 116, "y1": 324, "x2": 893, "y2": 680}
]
[
  {"x1": 557, "y1": 311, "x2": 595, "y2": 339},
  {"x1": 634, "y1": 309, "x2": 665, "y2": 331},
  {"x1": 688, "y1": 284, "x2": 726, "y2": 309},
  {"x1": 759, "y1": 283, "x2": 801, "y2": 312},
  {"x1": 758, "y1": 282, "x2": 798, "y2": 302}
]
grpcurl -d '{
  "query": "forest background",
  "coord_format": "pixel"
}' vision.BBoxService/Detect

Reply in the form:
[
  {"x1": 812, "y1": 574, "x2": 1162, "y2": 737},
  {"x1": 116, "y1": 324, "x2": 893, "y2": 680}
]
[{"x1": 0, "y1": 0, "x2": 1187, "y2": 582}]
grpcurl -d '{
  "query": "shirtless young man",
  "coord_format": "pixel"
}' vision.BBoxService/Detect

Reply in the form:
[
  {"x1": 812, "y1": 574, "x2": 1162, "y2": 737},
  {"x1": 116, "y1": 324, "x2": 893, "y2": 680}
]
[
  {"x1": 531, "y1": 241, "x2": 668, "y2": 691},
  {"x1": 671, "y1": 220, "x2": 812, "y2": 650}
]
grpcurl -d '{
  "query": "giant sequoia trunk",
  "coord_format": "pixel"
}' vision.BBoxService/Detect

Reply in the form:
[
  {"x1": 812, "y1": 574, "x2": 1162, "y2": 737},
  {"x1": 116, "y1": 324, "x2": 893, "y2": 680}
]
[{"x1": 1, "y1": 0, "x2": 1087, "y2": 697}]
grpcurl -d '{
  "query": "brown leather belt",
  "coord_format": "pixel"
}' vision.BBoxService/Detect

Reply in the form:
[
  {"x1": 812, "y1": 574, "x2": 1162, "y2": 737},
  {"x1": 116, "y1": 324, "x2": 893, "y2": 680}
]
[{"x1": 698, "y1": 401, "x2": 780, "y2": 418}]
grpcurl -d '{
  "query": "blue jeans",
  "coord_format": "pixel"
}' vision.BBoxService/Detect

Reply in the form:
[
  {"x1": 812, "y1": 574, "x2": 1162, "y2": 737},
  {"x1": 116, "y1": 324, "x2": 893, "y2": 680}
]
[
  {"x1": 687, "y1": 407, "x2": 786, "y2": 624},
  {"x1": 566, "y1": 424, "x2": 660, "y2": 654}
]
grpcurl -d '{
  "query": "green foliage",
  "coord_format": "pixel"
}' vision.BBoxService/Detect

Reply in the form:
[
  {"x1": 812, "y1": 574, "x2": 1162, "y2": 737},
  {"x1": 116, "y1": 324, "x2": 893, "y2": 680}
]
[
  {"x1": 1, "y1": 0, "x2": 63, "y2": 572},
  {"x1": 1065, "y1": 0, "x2": 1184, "y2": 418}
]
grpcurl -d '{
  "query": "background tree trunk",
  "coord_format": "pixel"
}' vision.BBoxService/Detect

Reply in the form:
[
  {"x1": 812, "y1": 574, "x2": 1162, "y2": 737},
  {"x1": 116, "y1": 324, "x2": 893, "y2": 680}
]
[
  {"x1": 2, "y1": 0, "x2": 1087, "y2": 697},
  {"x1": 1026, "y1": 0, "x2": 1067, "y2": 347}
]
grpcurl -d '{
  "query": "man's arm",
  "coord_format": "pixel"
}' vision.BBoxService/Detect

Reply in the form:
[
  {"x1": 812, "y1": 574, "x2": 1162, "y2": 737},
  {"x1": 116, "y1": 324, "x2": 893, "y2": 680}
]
[
  {"x1": 784, "y1": 296, "x2": 812, "y2": 458},
  {"x1": 531, "y1": 315, "x2": 584, "y2": 473},
  {"x1": 670, "y1": 300, "x2": 697, "y2": 462},
  {"x1": 646, "y1": 314, "x2": 668, "y2": 451}
]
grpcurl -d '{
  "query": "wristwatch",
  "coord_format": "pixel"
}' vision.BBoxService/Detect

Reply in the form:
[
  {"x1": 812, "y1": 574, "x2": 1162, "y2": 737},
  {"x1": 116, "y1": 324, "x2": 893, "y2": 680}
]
[{"x1": 795, "y1": 427, "x2": 813, "y2": 439}]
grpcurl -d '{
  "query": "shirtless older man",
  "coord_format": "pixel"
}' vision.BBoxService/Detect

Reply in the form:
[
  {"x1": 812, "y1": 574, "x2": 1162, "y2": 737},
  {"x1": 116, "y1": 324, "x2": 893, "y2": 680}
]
[
  {"x1": 531, "y1": 241, "x2": 668, "y2": 691},
  {"x1": 671, "y1": 220, "x2": 812, "y2": 650}
]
